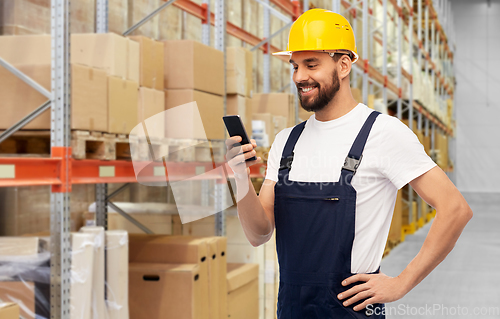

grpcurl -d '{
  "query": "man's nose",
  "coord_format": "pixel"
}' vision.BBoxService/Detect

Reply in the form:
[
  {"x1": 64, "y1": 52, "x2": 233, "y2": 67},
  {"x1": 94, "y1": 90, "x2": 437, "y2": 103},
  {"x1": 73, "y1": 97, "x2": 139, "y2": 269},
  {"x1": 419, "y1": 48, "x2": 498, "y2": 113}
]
[{"x1": 294, "y1": 66, "x2": 309, "y2": 84}]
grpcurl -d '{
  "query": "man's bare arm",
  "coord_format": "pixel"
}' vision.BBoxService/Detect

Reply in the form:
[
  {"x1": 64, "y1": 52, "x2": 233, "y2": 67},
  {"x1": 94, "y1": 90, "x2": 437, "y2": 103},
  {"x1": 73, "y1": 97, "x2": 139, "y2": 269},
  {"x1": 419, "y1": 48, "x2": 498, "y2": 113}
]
[
  {"x1": 396, "y1": 166, "x2": 473, "y2": 292},
  {"x1": 338, "y1": 166, "x2": 473, "y2": 310},
  {"x1": 226, "y1": 136, "x2": 276, "y2": 247}
]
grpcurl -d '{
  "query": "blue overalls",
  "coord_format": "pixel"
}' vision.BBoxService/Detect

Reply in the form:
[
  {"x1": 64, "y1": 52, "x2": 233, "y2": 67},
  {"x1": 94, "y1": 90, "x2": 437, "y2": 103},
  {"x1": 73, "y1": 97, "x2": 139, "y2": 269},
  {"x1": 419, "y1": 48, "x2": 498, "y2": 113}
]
[{"x1": 274, "y1": 111, "x2": 386, "y2": 319}]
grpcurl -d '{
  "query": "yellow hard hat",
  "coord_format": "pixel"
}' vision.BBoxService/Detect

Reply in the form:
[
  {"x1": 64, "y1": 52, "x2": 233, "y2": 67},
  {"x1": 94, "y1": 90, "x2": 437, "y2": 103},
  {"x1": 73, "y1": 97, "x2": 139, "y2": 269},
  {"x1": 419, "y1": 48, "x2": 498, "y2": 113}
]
[{"x1": 273, "y1": 8, "x2": 358, "y2": 64}]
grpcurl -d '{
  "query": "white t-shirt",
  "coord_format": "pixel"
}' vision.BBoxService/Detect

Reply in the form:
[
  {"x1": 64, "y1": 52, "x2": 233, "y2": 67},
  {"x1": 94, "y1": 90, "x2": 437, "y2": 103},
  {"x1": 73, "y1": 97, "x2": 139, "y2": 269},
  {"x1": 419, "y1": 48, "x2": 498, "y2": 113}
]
[{"x1": 265, "y1": 103, "x2": 437, "y2": 273}]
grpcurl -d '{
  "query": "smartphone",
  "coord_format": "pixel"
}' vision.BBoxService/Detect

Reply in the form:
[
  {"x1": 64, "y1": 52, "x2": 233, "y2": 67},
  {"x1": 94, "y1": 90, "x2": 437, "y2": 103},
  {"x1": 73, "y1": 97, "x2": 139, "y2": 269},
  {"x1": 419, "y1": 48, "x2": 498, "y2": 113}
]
[{"x1": 223, "y1": 115, "x2": 257, "y2": 161}]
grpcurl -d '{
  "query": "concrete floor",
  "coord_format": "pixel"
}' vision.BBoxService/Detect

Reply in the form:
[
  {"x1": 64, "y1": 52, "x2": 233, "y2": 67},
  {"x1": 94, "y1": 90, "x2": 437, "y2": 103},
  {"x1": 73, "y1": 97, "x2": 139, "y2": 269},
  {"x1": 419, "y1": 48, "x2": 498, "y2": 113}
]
[{"x1": 380, "y1": 192, "x2": 500, "y2": 319}]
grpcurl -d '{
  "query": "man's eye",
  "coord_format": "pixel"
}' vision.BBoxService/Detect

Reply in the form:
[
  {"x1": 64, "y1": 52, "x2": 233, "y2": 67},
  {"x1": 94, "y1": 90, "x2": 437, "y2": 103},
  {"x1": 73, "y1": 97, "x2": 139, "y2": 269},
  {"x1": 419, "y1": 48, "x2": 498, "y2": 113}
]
[{"x1": 308, "y1": 65, "x2": 317, "y2": 68}]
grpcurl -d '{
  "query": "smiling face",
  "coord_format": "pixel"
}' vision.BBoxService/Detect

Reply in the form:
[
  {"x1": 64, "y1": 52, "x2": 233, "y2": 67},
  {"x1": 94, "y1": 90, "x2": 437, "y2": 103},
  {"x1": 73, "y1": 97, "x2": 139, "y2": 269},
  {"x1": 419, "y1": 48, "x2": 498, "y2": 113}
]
[{"x1": 290, "y1": 51, "x2": 343, "y2": 112}]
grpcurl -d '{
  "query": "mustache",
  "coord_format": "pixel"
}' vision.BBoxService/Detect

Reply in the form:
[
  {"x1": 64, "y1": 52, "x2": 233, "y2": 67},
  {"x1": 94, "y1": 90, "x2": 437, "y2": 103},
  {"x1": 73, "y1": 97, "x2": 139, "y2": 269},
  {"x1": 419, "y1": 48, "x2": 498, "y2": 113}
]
[{"x1": 297, "y1": 82, "x2": 319, "y2": 89}]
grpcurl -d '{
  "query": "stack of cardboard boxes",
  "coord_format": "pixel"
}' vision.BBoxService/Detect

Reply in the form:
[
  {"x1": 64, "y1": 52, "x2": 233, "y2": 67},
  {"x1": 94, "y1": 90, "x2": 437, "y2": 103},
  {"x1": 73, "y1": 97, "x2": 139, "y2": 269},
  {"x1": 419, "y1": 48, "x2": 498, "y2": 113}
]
[
  {"x1": 226, "y1": 47, "x2": 254, "y2": 133},
  {"x1": 163, "y1": 40, "x2": 225, "y2": 140},
  {"x1": 181, "y1": 212, "x2": 274, "y2": 319},
  {"x1": 388, "y1": 189, "x2": 403, "y2": 243},
  {"x1": 435, "y1": 132, "x2": 448, "y2": 170},
  {"x1": 0, "y1": 0, "x2": 95, "y2": 35},
  {"x1": 0, "y1": 237, "x2": 42, "y2": 319},
  {"x1": 128, "y1": 35, "x2": 165, "y2": 140},
  {"x1": 128, "y1": 234, "x2": 257, "y2": 319},
  {"x1": 0, "y1": 33, "x2": 141, "y2": 134},
  {"x1": 252, "y1": 93, "x2": 296, "y2": 145},
  {"x1": 72, "y1": 33, "x2": 140, "y2": 134}
]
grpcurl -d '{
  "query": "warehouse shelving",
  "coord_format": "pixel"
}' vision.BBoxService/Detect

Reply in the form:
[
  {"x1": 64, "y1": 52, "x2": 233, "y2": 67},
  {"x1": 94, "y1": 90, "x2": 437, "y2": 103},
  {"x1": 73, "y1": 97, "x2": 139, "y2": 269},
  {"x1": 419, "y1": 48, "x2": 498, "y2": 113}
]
[
  {"x1": 0, "y1": 0, "x2": 456, "y2": 317},
  {"x1": 0, "y1": 0, "x2": 242, "y2": 317}
]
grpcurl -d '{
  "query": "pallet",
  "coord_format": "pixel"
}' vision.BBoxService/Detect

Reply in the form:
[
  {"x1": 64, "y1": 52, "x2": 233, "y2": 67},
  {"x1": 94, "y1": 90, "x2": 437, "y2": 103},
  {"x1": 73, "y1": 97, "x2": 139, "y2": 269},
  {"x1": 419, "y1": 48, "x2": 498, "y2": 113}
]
[
  {"x1": 402, "y1": 222, "x2": 416, "y2": 235},
  {"x1": 71, "y1": 131, "x2": 124, "y2": 160},
  {"x1": 1, "y1": 130, "x2": 227, "y2": 163},
  {"x1": 164, "y1": 138, "x2": 225, "y2": 163},
  {"x1": 0, "y1": 130, "x2": 51, "y2": 157}
]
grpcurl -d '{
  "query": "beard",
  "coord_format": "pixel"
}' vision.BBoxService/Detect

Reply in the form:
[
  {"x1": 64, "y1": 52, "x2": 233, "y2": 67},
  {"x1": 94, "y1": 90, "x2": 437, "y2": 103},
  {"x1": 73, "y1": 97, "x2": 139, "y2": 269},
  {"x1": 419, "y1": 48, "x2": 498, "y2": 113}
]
[{"x1": 297, "y1": 68, "x2": 340, "y2": 113}]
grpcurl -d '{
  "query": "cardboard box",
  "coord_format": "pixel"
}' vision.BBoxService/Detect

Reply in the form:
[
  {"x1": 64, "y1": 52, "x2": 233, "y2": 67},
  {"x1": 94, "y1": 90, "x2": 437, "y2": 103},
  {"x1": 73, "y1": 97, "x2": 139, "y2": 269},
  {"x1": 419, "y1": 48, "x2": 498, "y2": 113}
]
[
  {"x1": 204, "y1": 238, "x2": 220, "y2": 319},
  {"x1": 0, "y1": 35, "x2": 51, "y2": 65},
  {"x1": 0, "y1": 0, "x2": 94, "y2": 35},
  {"x1": 138, "y1": 87, "x2": 165, "y2": 139},
  {"x1": 351, "y1": 87, "x2": 362, "y2": 104},
  {"x1": 227, "y1": 94, "x2": 252, "y2": 134},
  {"x1": 163, "y1": 40, "x2": 224, "y2": 96},
  {"x1": 245, "y1": 97, "x2": 253, "y2": 134},
  {"x1": 72, "y1": 33, "x2": 127, "y2": 78},
  {"x1": 72, "y1": 33, "x2": 139, "y2": 82},
  {"x1": 129, "y1": 263, "x2": 201, "y2": 319},
  {"x1": 423, "y1": 135, "x2": 431, "y2": 156},
  {"x1": 402, "y1": 201, "x2": 418, "y2": 226},
  {"x1": 0, "y1": 281, "x2": 35, "y2": 319},
  {"x1": 108, "y1": 76, "x2": 139, "y2": 134},
  {"x1": 0, "y1": 237, "x2": 38, "y2": 255},
  {"x1": 0, "y1": 186, "x2": 86, "y2": 236},
  {"x1": 226, "y1": 47, "x2": 247, "y2": 96},
  {"x1": 0, "y1": 63, "x2": 50, "y2": 129},
  {"x1": 273, "y1": 115, "x2": 287, "y2": 135},
  {"x1": 252, "y1": 93, "x2": 296, "y2": 127},
  {"x1": 227, "y1": 263, "x2": 259, "y2": 319},
  {"x1": 85, "y1": 212, "x2": 172, "y2": 234},
  {"x1": 0, "y1": 302, "x2": 20, "y2": 319},
  {"x1": 164, "y1": 89, "x2": 224, "y2": 140},
  {"x1": 388, "y1": 189, "x2": 403, "y2": 243},
  {"x1": 299, "y1": 107, "x2": 313, "y2": 122},
  {"x1": 72, "y1": 64, "x2": 108, "y2": 131},
  {"x1": 127, "y1": 39, "x2": 140, "y2": 83},
  {"x1": 402, "y1": 119, "x2": 424, "y2": 145},
  {"x1": 181, "y1": 236, "x2": 228, "y2": 319},
  {"x1": 0, "y1": 63, "x2": 107, "y2": 131},
  {"x1": 245, "y1": 49, "x2": 253, "y2": 97},
  {"x1": 216, "y1": 237, "x2": 228, "y2": 319},
  {"x1": 128, "y1": 235, "x2": 210, "y2": 319},
  {"x1": 128, "y1": 36, "x2": 164, "y2": 90},
  {"x1": 252, "y1": 113, "x2": 275, "y2": 144}
]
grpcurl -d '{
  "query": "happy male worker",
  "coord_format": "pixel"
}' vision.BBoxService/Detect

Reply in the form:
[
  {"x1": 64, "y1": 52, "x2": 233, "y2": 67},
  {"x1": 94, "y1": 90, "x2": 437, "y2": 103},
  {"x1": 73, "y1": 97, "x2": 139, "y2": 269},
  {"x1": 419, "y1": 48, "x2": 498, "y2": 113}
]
[{"x1": 225, "y1": 9, "x2": 472, "y2": 319}]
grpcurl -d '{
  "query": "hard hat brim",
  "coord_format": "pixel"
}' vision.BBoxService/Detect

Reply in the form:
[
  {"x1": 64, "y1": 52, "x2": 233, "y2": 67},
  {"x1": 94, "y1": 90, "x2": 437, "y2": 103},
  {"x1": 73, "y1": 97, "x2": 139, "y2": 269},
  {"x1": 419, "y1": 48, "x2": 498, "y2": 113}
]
[
  {"x1": 271, "y1": 51, "x2": 292, "y2": 56},
  {"x1": 272, "y1": 50, "x2": 359, "y2": 64}
]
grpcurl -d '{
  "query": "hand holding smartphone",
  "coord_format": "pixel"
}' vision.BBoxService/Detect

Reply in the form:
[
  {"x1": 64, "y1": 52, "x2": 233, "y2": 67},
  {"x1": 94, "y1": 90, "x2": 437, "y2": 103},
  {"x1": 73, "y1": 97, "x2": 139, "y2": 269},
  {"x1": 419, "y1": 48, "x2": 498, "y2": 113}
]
[{"x1": 223, "y1": 115, "x2": 257, "y2": 162}]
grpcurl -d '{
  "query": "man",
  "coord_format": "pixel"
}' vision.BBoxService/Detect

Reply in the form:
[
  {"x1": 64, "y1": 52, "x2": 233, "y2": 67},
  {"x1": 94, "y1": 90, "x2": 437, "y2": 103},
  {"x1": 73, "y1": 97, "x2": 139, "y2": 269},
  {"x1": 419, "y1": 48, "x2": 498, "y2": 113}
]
[{"x1": 225, "y1": 9, "x2": 472, "y2": 319}]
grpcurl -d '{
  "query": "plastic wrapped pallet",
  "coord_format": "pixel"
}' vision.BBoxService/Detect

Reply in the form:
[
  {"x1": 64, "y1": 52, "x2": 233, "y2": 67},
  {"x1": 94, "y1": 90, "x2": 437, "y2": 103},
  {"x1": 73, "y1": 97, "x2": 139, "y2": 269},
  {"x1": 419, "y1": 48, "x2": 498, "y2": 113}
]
[
  {"x1": 70, "y1": 233, "x2": 95, "y2": 319},
  {"x1": 105, "y1": 230, "x2": 129, "y2": 319},
  {"x1": 80, "y1": 226, "x2": 108, "y2": 319},
  {"x1": 0, "y1": 237, "x2": 51, "y2": 319}
]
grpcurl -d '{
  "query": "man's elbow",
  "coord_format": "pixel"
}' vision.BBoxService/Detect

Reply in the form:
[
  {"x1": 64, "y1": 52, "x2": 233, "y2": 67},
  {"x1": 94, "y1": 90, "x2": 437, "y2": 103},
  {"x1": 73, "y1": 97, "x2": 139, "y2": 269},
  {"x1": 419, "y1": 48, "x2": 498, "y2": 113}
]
[
  {"x1": 462, "y1": 204, "x2": 473, "y2": 221},
  {"x1": 248, "y1": 240, "x2": 266, "y2": 247},
  {"x1": 457, "y1": 200, "x2": 473, "y2": 223},
  {"x1": 249, "y1": 232, "x2": 273, "y2": 247}
]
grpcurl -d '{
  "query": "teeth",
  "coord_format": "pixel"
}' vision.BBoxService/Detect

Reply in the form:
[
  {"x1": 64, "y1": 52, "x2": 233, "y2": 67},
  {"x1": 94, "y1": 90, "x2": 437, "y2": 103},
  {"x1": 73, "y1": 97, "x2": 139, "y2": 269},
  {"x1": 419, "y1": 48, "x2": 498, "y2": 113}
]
[{"x1": 302, "y1": 87, "x2": 314, "y2": 92}]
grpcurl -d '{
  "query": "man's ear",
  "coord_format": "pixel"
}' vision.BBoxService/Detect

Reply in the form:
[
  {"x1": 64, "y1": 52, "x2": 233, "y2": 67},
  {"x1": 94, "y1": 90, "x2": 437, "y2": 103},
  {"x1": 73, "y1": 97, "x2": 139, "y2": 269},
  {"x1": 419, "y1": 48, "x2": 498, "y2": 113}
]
[{"x1": 338, "y1": 55, "x2": 352, "y2": 80}]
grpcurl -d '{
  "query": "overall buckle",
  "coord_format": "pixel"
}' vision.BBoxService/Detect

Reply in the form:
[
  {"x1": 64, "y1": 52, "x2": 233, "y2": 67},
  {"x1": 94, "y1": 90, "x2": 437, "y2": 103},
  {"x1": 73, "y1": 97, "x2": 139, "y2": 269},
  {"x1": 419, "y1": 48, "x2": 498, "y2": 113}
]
[
  {"x1": 279, "y1": 153, "x2": 294, "y2": 171},
  {"x1": 342, "y1": 155, "x2": 362, "y2": 175}
]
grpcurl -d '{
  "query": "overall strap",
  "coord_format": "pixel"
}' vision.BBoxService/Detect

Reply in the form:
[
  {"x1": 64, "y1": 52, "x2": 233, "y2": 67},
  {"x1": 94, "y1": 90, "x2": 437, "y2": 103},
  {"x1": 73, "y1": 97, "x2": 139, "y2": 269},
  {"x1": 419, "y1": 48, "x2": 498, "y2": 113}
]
[
  {"x1": 340, "y1": 111, "x2": 381, "y2": 183},
  {"x1": 279, "y1": 121, "x2": 307, "y2": 172}
]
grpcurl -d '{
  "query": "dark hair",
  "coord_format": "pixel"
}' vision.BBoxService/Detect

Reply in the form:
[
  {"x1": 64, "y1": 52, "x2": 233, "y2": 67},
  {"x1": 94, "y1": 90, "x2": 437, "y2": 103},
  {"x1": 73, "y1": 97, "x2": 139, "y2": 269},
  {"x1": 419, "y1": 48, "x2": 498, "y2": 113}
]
[{"x1": 331, "y1": 52, "x2": 353, "y2": 62}]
